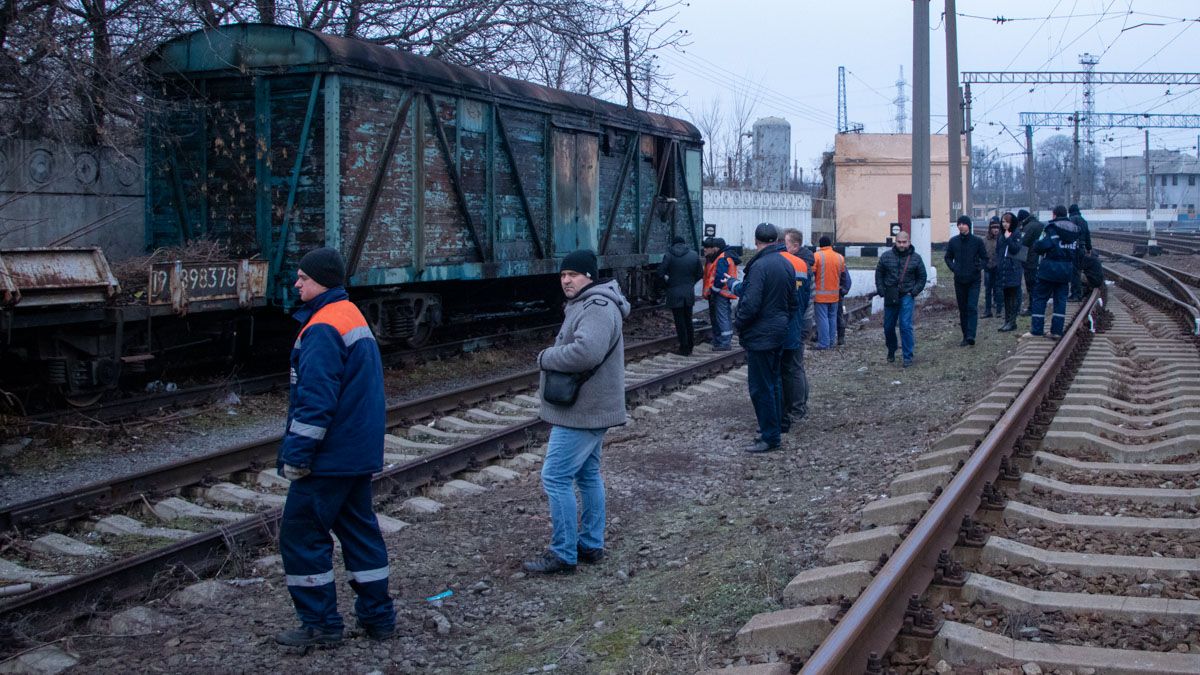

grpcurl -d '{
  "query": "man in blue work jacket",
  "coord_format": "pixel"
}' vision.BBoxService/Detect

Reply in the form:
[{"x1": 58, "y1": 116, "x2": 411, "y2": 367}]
[{"x1": 275, "y1": 247, "x2": 395, "y2": 648}]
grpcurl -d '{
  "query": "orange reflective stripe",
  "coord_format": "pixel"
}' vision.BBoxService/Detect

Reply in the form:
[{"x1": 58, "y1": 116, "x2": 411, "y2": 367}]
[
  {"x1": 702, "y1": 253, "x2": 737, "y2": 299},
  {"x1": 300, "y1": 300, "x2": 369, "y2": 338},
  {"x1": 812, "y1": 247, "x2": 843, "y2": 303}
]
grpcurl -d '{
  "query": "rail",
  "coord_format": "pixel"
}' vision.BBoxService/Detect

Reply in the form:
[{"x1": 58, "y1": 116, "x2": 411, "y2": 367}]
[
  {"x1": 1099, "y1": 250, "x2": 1200, "y2": 335},
  {"x1": 800, "y1": 289, "x2": 1102, "y2": 673}
]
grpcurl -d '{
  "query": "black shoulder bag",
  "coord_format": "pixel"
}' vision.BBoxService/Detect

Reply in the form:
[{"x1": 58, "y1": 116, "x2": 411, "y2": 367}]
[
  {"x1": 884, "y1": 253, "x2": 912, "y2": 307},
  {"x1": 541, "y1": 335, "x2": 620, "y2": 406}
]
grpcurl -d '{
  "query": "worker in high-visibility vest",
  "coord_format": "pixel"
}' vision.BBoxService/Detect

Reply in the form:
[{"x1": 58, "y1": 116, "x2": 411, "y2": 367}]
[
  {"x1": 811, "y1": 236, "x2": 846, "y2": 350},
  {"x1": 701, "y1": 237, "x2": 739, "y2": 351}
]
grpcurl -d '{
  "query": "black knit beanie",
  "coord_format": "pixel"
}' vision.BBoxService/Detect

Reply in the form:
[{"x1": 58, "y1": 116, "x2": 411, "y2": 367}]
[
  {"x1": 560, "y1": 249, "x2": 598, "y2": 279},
  {"x1": 298, "y1": 247, "x2": 346, "y2": 289}
]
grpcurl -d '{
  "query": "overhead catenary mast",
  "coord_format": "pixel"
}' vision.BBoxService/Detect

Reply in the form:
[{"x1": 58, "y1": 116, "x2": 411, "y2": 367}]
[{"x1": 895, "y1": 66, "x2": 909, "y2": 133}]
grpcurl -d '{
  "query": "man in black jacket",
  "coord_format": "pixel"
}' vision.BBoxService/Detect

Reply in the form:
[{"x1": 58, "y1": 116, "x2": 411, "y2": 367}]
[
  {"x1": 657, "y1": 236, "x2": 703, "y2": 355},
  {"x1": 1067, "y1": 204, "x2": 1092, "y2": 301},
  {"x1": 944, "y1": 215, "x2": 988, "y2": 346},
  {"x1": 1018, "y1": 209, "x2": 1044, "y2": 315},
  {"x1": 729, "y1": 223, "x2": 797, "y2": 454},
  {"x1": 875, "y1": 231, "x2": 927, "y2": 367}
]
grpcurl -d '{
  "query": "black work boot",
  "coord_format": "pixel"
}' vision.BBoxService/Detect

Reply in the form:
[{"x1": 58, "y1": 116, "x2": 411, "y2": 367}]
[
  {"x1": 577, "y1": 545, "x2": 605, "y2": 564},
  {"x1": 523, "y1": 551, "x2": 576, "y2": 575},
  {"x1": 362, "y1": 624, "x2": 395, "y2": 641},
  {"x1": 275, "y1": 625, "x2": 344, "y2": 648}
]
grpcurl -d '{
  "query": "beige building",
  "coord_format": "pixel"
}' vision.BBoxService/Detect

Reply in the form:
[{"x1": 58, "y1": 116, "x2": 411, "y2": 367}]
[{"x1": 832, "y1": 133, "x2": 970, "y2": 244}]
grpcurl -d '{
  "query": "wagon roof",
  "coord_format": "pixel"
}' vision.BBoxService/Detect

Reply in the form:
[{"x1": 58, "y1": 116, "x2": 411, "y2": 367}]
[{"x1": 147, "y1": 24, "x2": 700, "y2": 139}]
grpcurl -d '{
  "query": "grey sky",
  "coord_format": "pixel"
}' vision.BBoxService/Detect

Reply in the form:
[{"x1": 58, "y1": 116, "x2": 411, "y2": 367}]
[{"x1": 662, "y1": 0, "x2": 1200, "y2": 174}]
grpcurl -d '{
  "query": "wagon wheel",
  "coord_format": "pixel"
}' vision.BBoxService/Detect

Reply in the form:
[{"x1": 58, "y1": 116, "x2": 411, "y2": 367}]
[
  {"x1": 61, "y1": 388, "x2": 105, "y2": 408},
  {"x1": 404, "y1": 322, "x2": 433, "y2": 349}
]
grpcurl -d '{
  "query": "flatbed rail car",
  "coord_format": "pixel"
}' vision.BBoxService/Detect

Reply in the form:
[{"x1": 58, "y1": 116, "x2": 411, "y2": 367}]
[
  {"x1": 0, "y1": 24, "x2": 702, "y2": 406},
  {"x1": 145, "y1": 23, "x2": 704, "y2": 345}
]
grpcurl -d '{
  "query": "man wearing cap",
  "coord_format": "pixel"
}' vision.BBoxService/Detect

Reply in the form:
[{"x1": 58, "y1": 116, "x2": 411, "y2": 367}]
[
  {"x1": 1018, "y1": 210, "x2": 1044, "y2": 315},
  {"x1": 983, "y1": 216, "x2": 1003, "y2": 319},
  {"x1": 728, "y1": 223, "x2": 797, "y2": 453},
  {"x1": 658, "y1": 235, "x2": 703, "y2": 356},
  {"x1": 944, "y1": 215, "x2": 988, "y2": 346},
  {"x1": 276, "y1": 247, "x2": 395, "y2": 648},
  {"x1": 525, "y1": 250, "x2": 630, "y2": 574},
  {"x1": 701, "y1": 236, "x2": 739, "y2": 351}
]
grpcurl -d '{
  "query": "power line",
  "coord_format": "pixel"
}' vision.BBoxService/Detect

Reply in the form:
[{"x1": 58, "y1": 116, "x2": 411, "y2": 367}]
[{"x1": 661, "y1": 54, "x2": 837, "y2": 128}]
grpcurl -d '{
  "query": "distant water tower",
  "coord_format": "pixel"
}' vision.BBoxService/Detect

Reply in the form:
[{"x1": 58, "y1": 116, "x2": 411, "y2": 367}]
[{"x1": 752, "y1": 117, "x2": 791, "y2": 191}]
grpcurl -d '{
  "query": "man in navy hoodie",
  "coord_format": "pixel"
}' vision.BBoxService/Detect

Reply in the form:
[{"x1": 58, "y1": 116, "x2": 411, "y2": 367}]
[{"x1": 275, "y1": 247, "x2": 395, "y2": 648}]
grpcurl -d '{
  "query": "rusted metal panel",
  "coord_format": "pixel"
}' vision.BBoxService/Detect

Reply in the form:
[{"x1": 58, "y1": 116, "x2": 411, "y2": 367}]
[
  {"x1": 0, "y1": 247, "x2": 120, "y2": 308},
  {"x1": 148, "y1": 25, "x2": 701, "y2": 141},
  {"x1": 148, "y1": 259, "x2": 267, "y2": 314}
]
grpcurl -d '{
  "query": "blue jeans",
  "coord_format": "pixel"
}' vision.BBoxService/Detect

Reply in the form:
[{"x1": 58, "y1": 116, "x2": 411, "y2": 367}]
[
  {"x1": 883, "y1": 294, "x2": 915, "y2": 361},
  {"x1": 815, "y1": 302, "x2": 838, "y2": 348},
  {"x1": 954, "y1": 280, "x2": 981, "y2": 340},
  {"x1": 1031, "y1": 279, "x2": 1069, "y2": 336},
  {"x1": 746, "y1": 348, "x2": 783, "y2": 445},
  {"x1": 280, "y1": 475, "x2": 394, "y2": 632},
  {"x1": 709, "y1": 295, "x2": 733, "y2": 349},
  {"x1": 542, "y1": 425, "x2": 606, "y2": 564}
]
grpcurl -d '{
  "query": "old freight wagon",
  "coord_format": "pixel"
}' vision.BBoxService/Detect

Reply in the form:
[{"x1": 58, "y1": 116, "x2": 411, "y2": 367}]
[{"x1": 145, "y1": 23, "x2": 703, "y2": 346}]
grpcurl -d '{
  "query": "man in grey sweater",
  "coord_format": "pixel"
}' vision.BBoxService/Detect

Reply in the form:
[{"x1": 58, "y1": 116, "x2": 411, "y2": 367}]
[{"x1": 525, "y1": 250, "x2": 630, "y2": 574}]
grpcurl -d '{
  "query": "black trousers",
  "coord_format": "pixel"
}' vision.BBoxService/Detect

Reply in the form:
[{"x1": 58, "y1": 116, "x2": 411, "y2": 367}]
[
  {"x1": 780, "y1": 344, "x2": 807, "y2": 431},
  {"x1": 953, "y1": 280, "x2": 981, "y2": 341},
  {"x1": 671, "y1": 305, "x2": 694, "y2": 355},
  {"x1": 1023, "y1": 267, "x2": 1038, "y2": 312},
  {"x1": 1002, "y1": 286, "x2": 1020, "y2": 325}
]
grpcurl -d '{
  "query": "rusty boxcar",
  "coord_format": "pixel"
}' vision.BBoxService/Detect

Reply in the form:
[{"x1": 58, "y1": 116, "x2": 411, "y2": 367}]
[
  {"x1": 145, "y1": 23, "x2": 703, "y2": 346},
  {"x1": 0, "y1": 24, "x2": 702, "y2": 406}
]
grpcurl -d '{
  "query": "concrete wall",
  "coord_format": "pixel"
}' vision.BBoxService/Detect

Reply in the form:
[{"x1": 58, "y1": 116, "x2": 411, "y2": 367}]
[
  {"x1": 0, "y1": 139, "x2": 144, "y2": 261},
  {"x1": 703, "y1": 188, "x2": 812, "y2": 250},
  {"x1": 833, "y1": 133, "x2": 969, "y2": 244}
]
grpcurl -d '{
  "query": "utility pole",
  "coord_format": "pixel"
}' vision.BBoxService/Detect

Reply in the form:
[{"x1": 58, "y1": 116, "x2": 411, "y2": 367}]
[
  {"x1": 1025, "y1": 125, "x2": 1035, "y2": 213},
  {"x1": 622, "y1": 27, "x2": 634, "y2": 110},
  {"x1": 964, "y1": 82, "x2": 973, "y2": 216},
  {"x1": 1071, "y1": 113, "x2": 1081, "y2": 205},
  {"x1": 912, "y1": 0, "x2": 931, "y2": 267},
  {"x1": 1145, "y1": 129, "x2": 1156, "y2": 249},
  {"x1": 945, "y1": 0, "x2": 963, "y2": 229}
]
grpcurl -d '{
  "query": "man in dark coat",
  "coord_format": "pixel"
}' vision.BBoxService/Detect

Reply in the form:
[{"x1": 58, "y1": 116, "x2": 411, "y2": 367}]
[
  {"x1": 657, "y1": 236, "x2": 703, "y2": 355},
  {"x1": 1026, "y1": 205, "x2": 1081, "y2": 339},
  {"x1": 1067, "y1": 204, "x2": 1092, "y2": 301},
  {"x1": 983, "y1": 216, "x2": 1003, "y2": 318},
  {"x1": 1018, "y1": 209, "x2": 1044, "y2": 315},
  {"x1": 944, "y1": 215, "x2": 988, "y2": 346},
  {"x1": 729, "y1": 223, "x2": 797, "y2": 453},
  {"x1": 874, "y1": 231, "x2": 927, "y2": 367}
]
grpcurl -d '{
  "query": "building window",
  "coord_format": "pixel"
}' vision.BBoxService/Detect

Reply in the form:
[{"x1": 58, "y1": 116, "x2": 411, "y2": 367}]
[
  {"x1": 1161, "y1": 175, "x2": 1168, "y2": 186},
  {"x1": 1172, "y1": 175, "x2": 1178, "y2": 186},
  {"x1": 1190, "y1": 175, "x2": 1196, "y2": 186}
]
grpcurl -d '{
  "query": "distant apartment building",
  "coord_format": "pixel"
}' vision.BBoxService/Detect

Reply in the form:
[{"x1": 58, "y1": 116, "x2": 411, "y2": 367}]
[
  {"x1": 832, "y1": 133, "x2": 969, "y2": 243},
  {"x1": 1104, "y1": 150, "x2": 1200, "y2": 216}
]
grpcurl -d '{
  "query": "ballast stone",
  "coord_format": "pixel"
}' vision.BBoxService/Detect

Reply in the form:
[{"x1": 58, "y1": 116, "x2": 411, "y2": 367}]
[
  {"x1": 108, "y1": 606, "x2": 182, "y2": 635},
  {"x1": 0, "y1": 645, "x2": 79, "y2": 675},
  {"x1": 402, "y1": 497, "x2": 444, "y2": 515},
  {"x1": 430, "y1": 479, "x2": 487, "y2": 500},
  {"x1": 171, "y1": 579, "x2": 238, "y2": 608}
]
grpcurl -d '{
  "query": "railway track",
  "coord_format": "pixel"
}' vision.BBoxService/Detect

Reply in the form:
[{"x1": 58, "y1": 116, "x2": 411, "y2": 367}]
[
  {"x1": 727, "y1": 267, "x2": 1200, "y2": 672},
  {"x1": 1091, "y1": 231, "x2": 1200, "y2": 256},
  {"x1": 0, "y1": 330, "x2": 753, "y2": 639}
]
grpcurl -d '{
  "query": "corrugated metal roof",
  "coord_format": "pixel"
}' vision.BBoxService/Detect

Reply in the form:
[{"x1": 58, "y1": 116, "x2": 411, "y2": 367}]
[{"x1": 147, "y1": 24, "x2": 700, "y2": 139}]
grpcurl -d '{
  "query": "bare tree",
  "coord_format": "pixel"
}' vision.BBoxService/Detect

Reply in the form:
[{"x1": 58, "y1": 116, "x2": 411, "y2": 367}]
[
  {"x1": 688, "y1": 96, "x2": 722, "y2": 185},
  {"x1": 0, "y1": 0, "x2": 688, "y2": 145}
]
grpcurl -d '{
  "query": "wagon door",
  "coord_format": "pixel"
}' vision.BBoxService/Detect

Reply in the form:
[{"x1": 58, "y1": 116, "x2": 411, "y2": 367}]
[{"x1": 552, "y1": 131, "x2": 599, "y2": 255}]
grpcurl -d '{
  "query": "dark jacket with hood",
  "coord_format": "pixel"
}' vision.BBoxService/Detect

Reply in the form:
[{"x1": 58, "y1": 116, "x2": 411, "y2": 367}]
[
  {"x1": 1019, "y1": 217, "x2": 1045, "y2": 271},
  {"x1": 657, "y1": 242, "x2": 703, "y2": 308},
  {"x1": 944, "y1": 231, "x2": 988, "y2": 283},
  {"x1": 1035, "y1": 217, "x2": 1081, "y2": 283},
  {"x1": 997, "y1": 230, "x2": 1024, "y2": 288},
  {"x1": 731, "y1": 242, "x2": 797, "y2": 351}
]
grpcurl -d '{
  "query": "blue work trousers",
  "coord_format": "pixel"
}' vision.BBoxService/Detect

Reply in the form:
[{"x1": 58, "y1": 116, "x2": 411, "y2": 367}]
[
  {"x1": 1031, "y1": 279, "x2": 1069, "y2": 336},
  {"x1": 542, "y1": 425, "x2": 607, "y2": 565},
  {"x1": 746, "y1": 348, "x2": 783, "y2": 445},
  {"x1": 709, "y1": 295, "x2": 733, "y2": 349},
  {"x1": 883, "y1": 294, "x2": 916, "y2": 362},
  {"x1": 280, "y1": 475, "x2": 395, "y2": 633},
  {"x1": 814, "y1": 302, "x2": 838, "y2": 349},
  {"x1": 954, "y1": 280, "x2": 981, "y2": 341}
]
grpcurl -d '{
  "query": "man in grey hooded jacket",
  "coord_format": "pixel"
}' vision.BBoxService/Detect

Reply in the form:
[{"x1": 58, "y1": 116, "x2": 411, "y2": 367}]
[{"x1": 525, "y1": 250, "x2": 629, "y2": 574}]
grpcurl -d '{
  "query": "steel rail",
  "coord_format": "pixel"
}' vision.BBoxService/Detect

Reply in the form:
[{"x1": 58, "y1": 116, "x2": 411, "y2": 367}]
[
  {"x1": 0, "y1": 333, "x2": 690, "y2": 533},
  {"x1": 1091, "y1": 232, "x2": 1200, "y2": 256},
  {"x1": 0, "y1": 345, "x2": 747, "y2": 623},
  {"x1": 801, "y1": 290, "x2": 1102, "y2": 674},
  {"x1": 1101, "y1": 258, "x2": 1200, "y2": 336}
]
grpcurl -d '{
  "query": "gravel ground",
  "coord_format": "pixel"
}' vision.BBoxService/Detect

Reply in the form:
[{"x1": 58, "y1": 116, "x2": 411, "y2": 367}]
[
  {"x1": 7, "y1": 291, "x2": 1035, "y2": 673},
  {"x1": 0, "y1": 313, "x2": 673, "y2": 509},
  {"x1": 974, "y1": 563, "x2": 1199, "y2": 600},
  {"x1": 1040, "y1": 468, "x2": 1200, "y2": 490},
  {"x1": 1024, "y1": 491, "x2": 1199, "y2": 519},
  {"x1": 994, "y1": 523, "x2": 1200, "y2": 558}
]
